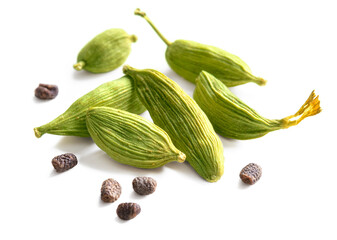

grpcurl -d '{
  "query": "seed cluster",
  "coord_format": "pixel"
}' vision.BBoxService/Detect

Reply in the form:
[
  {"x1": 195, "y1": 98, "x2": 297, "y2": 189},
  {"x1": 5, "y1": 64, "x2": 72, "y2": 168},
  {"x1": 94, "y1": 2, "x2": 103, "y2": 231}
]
[
  {"x1": 52, "y1": 153, "x2": 77, "y2": 172},
  {"x1": 101, "y1": 178, "x2": 122, "y2": 203},
  {"x1": 116, "y1": 203, "x2": 141, "y2": 220},
  {"x1": 240, "y1": 163, "x2": 262, "y2": 185},
  {"x1": 132, "y1": 176, "x2": 157, "y2": 195},
  {"x1": 35, "y1": 83, "x2": 58, "y2": 100}
]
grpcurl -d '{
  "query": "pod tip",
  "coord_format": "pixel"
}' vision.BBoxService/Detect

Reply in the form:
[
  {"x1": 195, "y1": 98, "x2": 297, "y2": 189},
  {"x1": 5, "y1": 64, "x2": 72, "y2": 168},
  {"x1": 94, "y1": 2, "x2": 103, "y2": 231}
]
[
  {"x1": 130, "y1": 34, "x2": 138, "y2": 43},
  {"x1": 177, "y1": 152, "x2": 186, "y2": 163},
  {"x1": 134, "y1": 8, "x2": 146, "y2": 17},
  {"x1": 257, "y1": 77, "x2": 267, "y2": 86},
  {"x1": 73, "y1": 61, "x2": 85, "y2": 71},
  {"x1": 34, "y1": 128, "x2": 42, "y2": 138},
  {"x1": 123, "y1": 65, "x2": 132, "y2": 74}
]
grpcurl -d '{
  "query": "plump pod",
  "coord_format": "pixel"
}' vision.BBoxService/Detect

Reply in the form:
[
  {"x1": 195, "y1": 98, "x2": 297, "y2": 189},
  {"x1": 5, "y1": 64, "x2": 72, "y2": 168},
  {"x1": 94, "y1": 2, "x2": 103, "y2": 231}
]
[
  {"x1": 134, "y1": 9, "x2": 265, "y2": 87},
  {"x1": 193, "y1": 71, "x2": 322, "y2": 140},
  {"x1": 34, "y1": 75, "x2": 146, "y2": 138},
  {"x1": 123, "y1": 66, "x2": 224, "y2": 182},
  {"x1": 86, "y1": 107, "x2": 186, "y2": 168},
  {"x1": 74, "y1": 28, "x2": 137, "y2": 73}
]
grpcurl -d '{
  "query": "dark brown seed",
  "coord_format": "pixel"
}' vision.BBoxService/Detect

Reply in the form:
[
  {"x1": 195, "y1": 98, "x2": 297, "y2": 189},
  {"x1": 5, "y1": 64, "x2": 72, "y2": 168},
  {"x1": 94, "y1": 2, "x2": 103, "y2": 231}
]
[
  {"x1": 101, "y1": 178, "x2": 122, "y2": 203},
  {"x1": 52, "y1": 153, "x2": 77, "y2": 172},
  {"x1": 35, "y1": 83, "x2": 58, "y2": 99},
  {"x1": 116, "y1": 203, "x2": 141, "y2": 220},
  {"x1": 240, "y1": 163, "x2": 262, "y2": 185},
  {"x1": 132, "y1": 176, "x2": 157, "y2": 195}
]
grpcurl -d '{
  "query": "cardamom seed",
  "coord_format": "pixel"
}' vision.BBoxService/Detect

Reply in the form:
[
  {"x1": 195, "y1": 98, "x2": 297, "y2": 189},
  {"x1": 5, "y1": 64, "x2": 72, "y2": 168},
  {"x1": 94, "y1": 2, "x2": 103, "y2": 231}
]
[
  {"x1": 86, "y1": 107, "x2": 186, "y2": 168},
  {"x1": 123, "y1": 65, "x2": 224, "y2": 182},
  {"x1": 34, "y1": 75, "x2": 146, "y2": 138},
  {"x1": 193, "y1": 71, "x2": 321, "y2": 140},
  {"x1": 134, "y1": 9, "x2": 265, "y2": 87},
  {"x1": 73, "y1": 29, "x2": 137, "y2": 73}
]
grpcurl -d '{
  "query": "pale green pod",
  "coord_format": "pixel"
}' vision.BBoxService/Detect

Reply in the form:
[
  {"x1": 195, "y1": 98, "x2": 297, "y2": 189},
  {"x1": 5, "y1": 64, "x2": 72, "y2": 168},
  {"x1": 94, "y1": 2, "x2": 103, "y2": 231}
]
[
  {"x1": 34, "y1": 76, "x2": 146, "y2": 138},
  {"x1": 123, "y1": 65, "x2": 224, "y2": 182},
  {"x1": 74, "y1": 29, "x2": 137, "y2": 73},
  {"x1": 86, "y1": 107, "x2": 186, "y2": 168},
  {"x1": 193, "y1": 71, "x2": 321, "y2": 140},
  {"x1": 134, "y1": 9, "x2": 265, "y2": 87}
]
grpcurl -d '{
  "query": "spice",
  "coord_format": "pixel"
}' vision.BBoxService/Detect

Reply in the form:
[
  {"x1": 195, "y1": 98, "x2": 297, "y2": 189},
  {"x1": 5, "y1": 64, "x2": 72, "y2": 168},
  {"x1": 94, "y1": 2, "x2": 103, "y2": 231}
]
[
  {"x1": 51, "y1": 153, "x2": 77, "y2": 172},
  {"x1": 35, "y1": 84, "x2": 58, "y2": 100},
  {"x1": 240, "y1": 163, "x2": 262, "y2": 185},
  {"x1": 34, "y1": 75, "x2": 146, "y2": 138},
  {"x1": 134, "y1": 9, "x2": 265, "y2": 87},
  {"x1": 101, "y1": 178, "x2": 122, "y2": 203},
  {"x1": 86, "y1": 107, "x2": 185, "y2": 168},
  {"x1": 132, "y1": 177, "x2": 157, "y2": 195},
  {"x1": 74, "y1": 29, "x2": 137, "y2": 73},
  {"x1": 116, "y1": 203, "x2": 141, "y2": 220},
  {"x1": 194, "y1": 71, "x2": 321, "y2": 139},
  {"x1": 124, "y1": 65, "x2": 224, "y2": 182}
]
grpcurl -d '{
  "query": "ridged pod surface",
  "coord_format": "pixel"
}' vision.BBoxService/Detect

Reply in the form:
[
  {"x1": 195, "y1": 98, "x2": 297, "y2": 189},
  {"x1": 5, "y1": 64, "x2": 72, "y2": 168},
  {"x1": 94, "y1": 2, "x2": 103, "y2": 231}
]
[
  {"x1": 34, "y1": 76, "x2": 146, "y2": 138},
  {"x1": 134, "y1": 9, "x2": 265, "y2": 87},
  {"x1": 193, "y1": 71, "x2": 321, "y2": 140},
  {"x1": 74, "y1": 29, "x2": 137, "y2": 73},
  {"x1": 123, "y1": 66, "x2": 224, "y2": 182},
  {"x1": 86, "y1": 107, "x2": 186, "y2": 168}
]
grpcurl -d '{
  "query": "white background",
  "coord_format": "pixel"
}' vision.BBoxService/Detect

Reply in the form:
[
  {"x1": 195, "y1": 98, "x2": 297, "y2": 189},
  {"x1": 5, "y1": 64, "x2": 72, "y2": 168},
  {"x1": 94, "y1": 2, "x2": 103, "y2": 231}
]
[{"x1": 0, "y1": 0, "x2": 336, "y2": 239}]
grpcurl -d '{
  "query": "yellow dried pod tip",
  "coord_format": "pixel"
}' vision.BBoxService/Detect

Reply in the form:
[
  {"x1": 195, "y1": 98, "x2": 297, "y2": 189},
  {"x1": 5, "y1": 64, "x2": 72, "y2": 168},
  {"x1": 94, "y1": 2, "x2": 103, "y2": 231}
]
[{"x1": 282, "y1": 90, "x2": 322, "y2": 128}]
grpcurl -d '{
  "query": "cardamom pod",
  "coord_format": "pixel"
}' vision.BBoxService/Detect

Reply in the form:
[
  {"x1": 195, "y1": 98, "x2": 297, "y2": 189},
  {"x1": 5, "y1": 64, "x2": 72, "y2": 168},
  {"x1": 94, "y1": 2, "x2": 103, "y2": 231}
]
[
  {"x1": 193, "y1": 71, "x2": 321, "y2": 140},
  {"x1": 134, "y1": 9, "x2": 265, "y2": 87},
  {"x1": 34, "y1": 75, "x2": 146, "y2": 138},
  {"x1": 86, "y1": 107, "x2": 186, "y2": 168},
  {"x1": 123, "y1": 65, "x2": 224, "y2": 182},
  {"x1": 73, "y1": 29, "x2": 137, "y2": 73}
]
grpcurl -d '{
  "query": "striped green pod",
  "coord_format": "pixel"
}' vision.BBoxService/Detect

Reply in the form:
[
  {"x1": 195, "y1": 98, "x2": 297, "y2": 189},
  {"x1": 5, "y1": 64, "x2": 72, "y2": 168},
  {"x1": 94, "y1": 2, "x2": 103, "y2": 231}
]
[
  {"x1": 74, "y1": 29, "x2": 137, "y2": 73},
  {"x1": 86, "y1": 107, "x2": 186, "y2": 168},
  {"x1": 123, "y1": 65, "x2": 224, "y2": 182},
  {"x1": 34, "y1": 76, "x2": 146, "y2": 138},
  {"x1": 134, "y1": 9, "x2": 265, "y2": 87},
  {"x1": 193, "y1": 71, "x2": 321, "y2": 140}
]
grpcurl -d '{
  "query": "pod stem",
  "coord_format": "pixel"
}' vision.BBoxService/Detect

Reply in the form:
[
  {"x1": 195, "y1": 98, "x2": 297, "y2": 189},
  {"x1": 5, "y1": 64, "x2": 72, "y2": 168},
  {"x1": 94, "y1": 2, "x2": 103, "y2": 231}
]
[
  {"x1": 134, "y1": 8, "x2": 172, "y2": 46},
  {"x1": 73, "y1": 61, "x2": 85, "y2": 71},
  {"x1": 282, "y1": 90, "x2": 321, "y2": 128}
]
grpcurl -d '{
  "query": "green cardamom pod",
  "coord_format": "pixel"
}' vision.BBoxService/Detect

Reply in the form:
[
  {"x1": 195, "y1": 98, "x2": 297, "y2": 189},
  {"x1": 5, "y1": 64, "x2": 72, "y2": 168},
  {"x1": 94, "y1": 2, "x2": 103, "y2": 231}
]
[
  {"x1": 73, "y1": 29, "x2": 137, "y2": 73},
  {"x1": 194, "y1": 71, "x2": 321, "y2": 140},
  {"x1": 34, "y1": 75, "x2": 146, "y2": 138},
  {"x1": 134, "y1": 9, "x2": 265, "y2": 87},
  {"x1": 86, "y1": 107, "x2": 186, "y2": 168},
  {"x1": 123, "y1": 65, "x2": 224, "y2": 182}
]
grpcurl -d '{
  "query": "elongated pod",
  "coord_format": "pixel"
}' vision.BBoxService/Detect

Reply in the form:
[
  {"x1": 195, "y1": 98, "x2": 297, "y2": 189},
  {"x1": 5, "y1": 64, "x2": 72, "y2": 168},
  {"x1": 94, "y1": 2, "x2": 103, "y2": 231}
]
[
  {"x1": 74, "y1": 29, "x2": 137, "y2": 73},
  {"x1": 34, "y1": 76, "x2": 146, "y2": 138},
  {"x1": 124, "y1": 65, "x2": 224, "y2": 182},
  {"x1": 193, "y1": 71, "x2": 321, "y2": 139},
  {"x1": 87, "y1": 107, "x2": 185, "y2": 168},
  {"x1": 134, "y1": 9, "x2": 265, "y2": 87}
]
